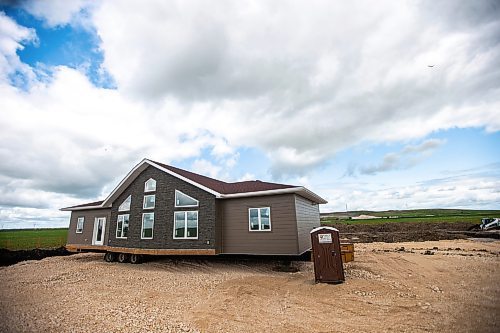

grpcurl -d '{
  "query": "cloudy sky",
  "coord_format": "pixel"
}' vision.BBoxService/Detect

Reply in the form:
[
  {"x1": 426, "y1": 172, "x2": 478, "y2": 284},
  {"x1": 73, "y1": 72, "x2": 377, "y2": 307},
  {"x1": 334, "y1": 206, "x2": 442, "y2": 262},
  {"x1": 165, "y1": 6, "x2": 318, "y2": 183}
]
[{"x1": 0, "y1": 0, "x2": 499, "y2": 229}]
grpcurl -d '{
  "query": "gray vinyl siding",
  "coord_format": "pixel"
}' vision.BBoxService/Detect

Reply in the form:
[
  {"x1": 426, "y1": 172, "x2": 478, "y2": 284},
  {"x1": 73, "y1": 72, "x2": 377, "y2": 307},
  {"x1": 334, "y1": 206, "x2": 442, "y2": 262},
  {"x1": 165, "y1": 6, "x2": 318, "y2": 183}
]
[
  {"x1": 295, "y1": 195, "x2": 321, "y2": 253},
  {"x1": 107, "y1": 166, "x2": 216, "y2": 250},
  {"x1": 66, "y1": 209, "x2": 111, "y2": 246},
  {"x1": 220, "y1": 194, "x2": 299, "y2": 255}
]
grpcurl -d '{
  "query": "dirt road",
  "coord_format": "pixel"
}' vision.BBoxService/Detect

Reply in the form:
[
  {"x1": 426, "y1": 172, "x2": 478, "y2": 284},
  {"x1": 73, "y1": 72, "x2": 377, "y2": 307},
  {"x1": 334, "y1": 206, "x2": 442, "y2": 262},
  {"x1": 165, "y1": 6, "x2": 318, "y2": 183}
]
[{"x1": 1, "y1": 239, "x2": 499, "y2": 333}]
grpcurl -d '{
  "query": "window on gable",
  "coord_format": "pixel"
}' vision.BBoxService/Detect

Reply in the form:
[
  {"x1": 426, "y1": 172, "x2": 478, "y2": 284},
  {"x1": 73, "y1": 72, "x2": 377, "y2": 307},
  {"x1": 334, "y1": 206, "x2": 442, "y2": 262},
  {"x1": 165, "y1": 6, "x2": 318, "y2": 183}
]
[
  {"x1": 175, "y1": 190, "x2": 199, "y2": 207},
  {"x1": 174, "y1": 211, "x2": 198, "y2": 239},
  {"x1": 118, "y1": 195, "x2": 131, "y2": 212},
  {"x1": 116, "y1": 214, "x2": 129, "y2": 239},
  {"x1": 249, "y1": 207, "x2": 271, "y2": 231},
  {"x1": 143, "y1": 195, "x2": 155, "y2": 209},
  {"x1": 141, "y1": 213, "x2": 154, "y2": 239},
  {"x1": 145, "y1": 178, "x2": 156, "y2": 192},
  {"x1": 76, "y1": 217, "x2": 84, "y2": 233}
]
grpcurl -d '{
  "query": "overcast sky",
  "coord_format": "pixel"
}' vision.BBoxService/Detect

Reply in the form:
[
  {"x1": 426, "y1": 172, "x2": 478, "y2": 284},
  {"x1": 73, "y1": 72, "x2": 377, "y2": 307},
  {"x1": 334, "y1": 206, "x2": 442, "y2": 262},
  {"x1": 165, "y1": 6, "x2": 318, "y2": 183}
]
[{"x1": 0, "y1": 0, "x2": 499, "y2": 229}]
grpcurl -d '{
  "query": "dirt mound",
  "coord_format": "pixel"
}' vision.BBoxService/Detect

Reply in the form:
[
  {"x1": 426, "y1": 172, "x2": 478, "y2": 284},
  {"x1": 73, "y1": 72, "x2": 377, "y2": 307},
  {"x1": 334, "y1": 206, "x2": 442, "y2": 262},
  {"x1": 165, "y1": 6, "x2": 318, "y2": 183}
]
[
  {"x1": 0, "y1": 247, "x2": 71, "y2": 266},
  {"x1": 329, "y1": 222, "x2": 479, "y2": 243}
]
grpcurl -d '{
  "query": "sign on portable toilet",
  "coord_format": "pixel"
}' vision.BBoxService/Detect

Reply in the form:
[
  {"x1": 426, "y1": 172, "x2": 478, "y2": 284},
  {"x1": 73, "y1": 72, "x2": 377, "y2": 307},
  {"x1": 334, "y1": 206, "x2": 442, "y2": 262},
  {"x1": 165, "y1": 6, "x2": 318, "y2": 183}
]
[{"x1": 310, "y1": 226, "x2": 345, "y2": 284}]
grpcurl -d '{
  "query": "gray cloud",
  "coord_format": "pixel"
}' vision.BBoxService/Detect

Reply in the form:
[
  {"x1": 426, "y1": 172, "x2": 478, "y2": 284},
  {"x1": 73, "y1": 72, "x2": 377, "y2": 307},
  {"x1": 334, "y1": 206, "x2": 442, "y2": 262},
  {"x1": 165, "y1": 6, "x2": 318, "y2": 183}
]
[
  {"x1": 358, "y1": 139, "x2": 446, "y2": 175},
  {"x1": 19, "y1": 1, "x2": 496, "y2": 178}
]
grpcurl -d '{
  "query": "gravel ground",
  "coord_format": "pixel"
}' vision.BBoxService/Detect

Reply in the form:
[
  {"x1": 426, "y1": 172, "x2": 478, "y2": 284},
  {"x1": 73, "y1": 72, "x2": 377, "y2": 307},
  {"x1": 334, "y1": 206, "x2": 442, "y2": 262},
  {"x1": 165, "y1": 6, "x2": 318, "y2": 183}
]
[{"x1": 1, "y1": 239, "x2": 499, "y2": 333}]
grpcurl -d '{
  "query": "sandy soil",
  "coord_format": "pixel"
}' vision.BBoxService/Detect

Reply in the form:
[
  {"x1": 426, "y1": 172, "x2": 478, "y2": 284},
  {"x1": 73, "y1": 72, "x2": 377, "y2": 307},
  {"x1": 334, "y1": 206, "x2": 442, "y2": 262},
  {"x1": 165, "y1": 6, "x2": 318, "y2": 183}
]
[{"x1": 0, "y1": 239, "x2": 499, "y2": 333}]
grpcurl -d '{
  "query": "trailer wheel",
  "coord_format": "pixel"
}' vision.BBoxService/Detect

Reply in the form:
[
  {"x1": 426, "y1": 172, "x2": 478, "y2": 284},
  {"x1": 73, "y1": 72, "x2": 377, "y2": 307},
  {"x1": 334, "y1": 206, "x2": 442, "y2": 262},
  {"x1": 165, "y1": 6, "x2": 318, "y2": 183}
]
[
  {"x1": 117, "y1": 253, "x2": 129, "y2": 263},
  {"x1": 104, "y1": 252, "x2": 116, "y2": 262},
  {"x1": 130, "y1": 254, "x2": 142, "y2": 264}
]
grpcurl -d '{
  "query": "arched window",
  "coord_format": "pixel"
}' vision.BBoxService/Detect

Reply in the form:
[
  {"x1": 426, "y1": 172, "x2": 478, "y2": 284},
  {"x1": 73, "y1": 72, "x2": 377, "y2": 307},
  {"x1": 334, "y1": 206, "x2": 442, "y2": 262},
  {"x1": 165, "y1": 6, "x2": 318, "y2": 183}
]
[{"x1": 144, "y1": 178, "x2": 156, "y2": 192}]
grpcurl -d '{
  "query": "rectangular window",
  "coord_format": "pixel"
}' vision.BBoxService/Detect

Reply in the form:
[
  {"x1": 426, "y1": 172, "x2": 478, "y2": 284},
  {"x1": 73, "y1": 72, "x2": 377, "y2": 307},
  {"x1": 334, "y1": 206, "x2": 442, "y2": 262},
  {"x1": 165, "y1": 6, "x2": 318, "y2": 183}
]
[
  {"x1": 173, "y1": 211, "x2": 198, "y2": 239},
  {"x1": 143, "y1": 195, "x2": 155, "y2": 209},
  {"x1": 116, "y1": 214, "x2": 129, "y2": 239},
  {"x1": 141, "y1": 213, "x2": 154, "y2": 239},
  {"x1": 249, "y1": 207, "x2": 271, "y2": 231},
  {"x1": 76, "y1": 217, "x2": 84, "y2": 233}
]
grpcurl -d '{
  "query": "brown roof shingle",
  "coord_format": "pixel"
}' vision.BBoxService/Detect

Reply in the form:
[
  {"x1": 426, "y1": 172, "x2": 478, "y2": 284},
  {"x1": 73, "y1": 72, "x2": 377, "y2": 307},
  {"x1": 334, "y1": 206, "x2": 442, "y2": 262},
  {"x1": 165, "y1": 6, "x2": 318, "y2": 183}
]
[
  {"x1": 151, "y1": 160, "x2": 296, "y2": 194},
  {"x1": 63, "y1": 160, "x2": 300, "y2": 210}
]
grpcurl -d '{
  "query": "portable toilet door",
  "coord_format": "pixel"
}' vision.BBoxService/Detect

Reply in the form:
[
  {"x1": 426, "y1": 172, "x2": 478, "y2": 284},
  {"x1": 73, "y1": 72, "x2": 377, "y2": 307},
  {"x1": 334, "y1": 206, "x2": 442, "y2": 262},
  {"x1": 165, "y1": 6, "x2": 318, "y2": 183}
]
[{"x1": 310, "y1": 226, "x2": 345, "y2": 283}]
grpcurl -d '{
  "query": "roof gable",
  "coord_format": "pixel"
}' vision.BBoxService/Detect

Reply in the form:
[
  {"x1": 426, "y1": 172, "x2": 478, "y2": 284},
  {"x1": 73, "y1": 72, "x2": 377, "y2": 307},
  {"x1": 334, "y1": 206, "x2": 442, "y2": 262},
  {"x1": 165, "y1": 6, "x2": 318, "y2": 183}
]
[{"x1": 61, "y1": 158, "x2": 327, "y2": 211}]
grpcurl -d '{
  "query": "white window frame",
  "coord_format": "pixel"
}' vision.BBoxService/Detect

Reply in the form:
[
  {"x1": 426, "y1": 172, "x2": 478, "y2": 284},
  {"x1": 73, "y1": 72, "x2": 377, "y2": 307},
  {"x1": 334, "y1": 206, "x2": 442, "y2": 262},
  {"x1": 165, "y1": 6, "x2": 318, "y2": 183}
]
[
  {"x1": 141, "y1": 212, "x2": 154, "y2": 239},
  {"x1": 144, "y1": 178, "x2": 156, "y2": 192},
  {"x1": 118, "y1": 195, "x2": 131, "y2": 212},
  {"x1": 143, "y1": 194, "x2": 155, "y2": 209},
  {"x1": 173, "y1": 211, "x2": 199, "y2": 240},
  {"x1": 248, "y1": 207, "x2": 272, "y2": 232},
  {"x1": 76, "y1": 217, "x2": 84, "y2": 233},
  {"x1": 116, "y1": 214, "x2": 129, "y2": 239},
  {"x1": 174, "y1": 190, "x2": 199, "y2": 208}
]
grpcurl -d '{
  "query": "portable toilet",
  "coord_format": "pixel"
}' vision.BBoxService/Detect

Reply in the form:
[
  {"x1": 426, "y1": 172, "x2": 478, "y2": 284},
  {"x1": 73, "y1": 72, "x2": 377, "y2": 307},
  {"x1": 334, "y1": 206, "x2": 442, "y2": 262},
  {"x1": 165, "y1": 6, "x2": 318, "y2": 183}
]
[{"x1": 310, "y1": 226, "x2": 345, "y2": 283}]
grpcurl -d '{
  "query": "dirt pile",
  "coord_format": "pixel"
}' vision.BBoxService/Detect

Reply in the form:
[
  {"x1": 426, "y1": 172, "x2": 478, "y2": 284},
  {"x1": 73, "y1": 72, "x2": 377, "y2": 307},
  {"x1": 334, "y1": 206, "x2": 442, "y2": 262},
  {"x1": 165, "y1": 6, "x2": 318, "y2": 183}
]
[
  {"x1": 330, "y1": 221, "x2": 480, "y2": 243},
  {"x1": 0, "y1": 247, "x2": 71, "y2": 267},
  {"x1": 0, "y1": 239, "x2": 498, "y2": 333}
]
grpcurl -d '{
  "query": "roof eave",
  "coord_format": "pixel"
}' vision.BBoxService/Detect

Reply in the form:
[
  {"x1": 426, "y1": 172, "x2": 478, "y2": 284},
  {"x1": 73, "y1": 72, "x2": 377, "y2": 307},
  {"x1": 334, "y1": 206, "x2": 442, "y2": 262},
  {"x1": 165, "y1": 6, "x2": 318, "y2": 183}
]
[
  {"x1": 220, "y1": 186, "x2": 328, "y2": 204},
  {"x1": 60, "y1": 205, "x2": 107, "y2": 212},
  {"x1": 297, "y1": 187, "x2": 328, "y2": 204}
]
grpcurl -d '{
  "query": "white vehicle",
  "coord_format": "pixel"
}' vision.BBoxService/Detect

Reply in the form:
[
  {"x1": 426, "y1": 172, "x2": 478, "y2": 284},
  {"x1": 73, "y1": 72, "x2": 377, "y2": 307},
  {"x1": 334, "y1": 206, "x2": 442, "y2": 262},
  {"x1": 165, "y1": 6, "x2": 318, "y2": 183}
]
[{"x1": 479, "y1": 218, "x2": 500, "y2": 231}]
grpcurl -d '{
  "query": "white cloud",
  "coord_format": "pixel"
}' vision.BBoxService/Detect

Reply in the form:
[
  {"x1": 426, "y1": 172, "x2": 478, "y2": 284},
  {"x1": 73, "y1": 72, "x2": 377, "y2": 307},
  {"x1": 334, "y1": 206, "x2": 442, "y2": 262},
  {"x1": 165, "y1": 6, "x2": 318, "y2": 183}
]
[
  {"x1": 237, "y1": 173, "x2": 256, "y2": 182},
  {"x1": 21, "y1": 0, "x2": 94, "y2": 27},
  {"x1": 0, "y1": 11, "x2": 36, "y2": 83},
  {"x1": 86, "y1": 0, "x2": 500, "y2": 175},
  {"x1": 190, "y1": 159, "x2": 221, "y2": 179},
  {"x1": 321, "y1": 166, "x2": 500, "y2": 212}
]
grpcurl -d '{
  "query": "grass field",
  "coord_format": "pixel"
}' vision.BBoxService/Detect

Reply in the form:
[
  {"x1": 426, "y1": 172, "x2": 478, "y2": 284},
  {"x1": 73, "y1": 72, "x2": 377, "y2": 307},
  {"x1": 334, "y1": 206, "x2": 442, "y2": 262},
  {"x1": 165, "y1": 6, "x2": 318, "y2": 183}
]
[
  {"x1": 0, "y1": 228, "x2": 68, "y2": 250},
  {"x1": 321, "y1": 209, "x2": 500, "y2": 225},
  {"x1": 1, "y1": 209, "x2": 498, "y2": 250}
]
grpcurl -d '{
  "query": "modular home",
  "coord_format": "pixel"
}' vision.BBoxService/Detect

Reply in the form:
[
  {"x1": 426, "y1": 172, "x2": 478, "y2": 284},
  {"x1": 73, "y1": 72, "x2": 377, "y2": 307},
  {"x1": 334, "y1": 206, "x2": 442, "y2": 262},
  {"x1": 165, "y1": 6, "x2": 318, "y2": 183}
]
[{"x1": 62, "y1": 159, "x2": 327, "y2": 263}]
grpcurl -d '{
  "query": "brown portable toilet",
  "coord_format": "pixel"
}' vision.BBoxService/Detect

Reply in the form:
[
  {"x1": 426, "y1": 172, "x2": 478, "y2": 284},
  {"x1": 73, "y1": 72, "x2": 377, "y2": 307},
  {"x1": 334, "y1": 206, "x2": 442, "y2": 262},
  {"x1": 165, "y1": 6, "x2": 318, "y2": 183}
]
[{"x1": 310, "y1": 226, "x2": 345, "y2": 284}]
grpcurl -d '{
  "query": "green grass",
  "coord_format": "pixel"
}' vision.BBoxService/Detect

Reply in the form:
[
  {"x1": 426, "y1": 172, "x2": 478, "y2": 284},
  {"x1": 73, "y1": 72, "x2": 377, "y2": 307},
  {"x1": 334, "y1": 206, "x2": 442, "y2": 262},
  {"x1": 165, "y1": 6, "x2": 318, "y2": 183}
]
[
  {"x1": 0, "y1": 228, "x2": 68, "y2": 250},
  {"x1": 321, "y1": 209, "x2": 500, "y2": 226}
]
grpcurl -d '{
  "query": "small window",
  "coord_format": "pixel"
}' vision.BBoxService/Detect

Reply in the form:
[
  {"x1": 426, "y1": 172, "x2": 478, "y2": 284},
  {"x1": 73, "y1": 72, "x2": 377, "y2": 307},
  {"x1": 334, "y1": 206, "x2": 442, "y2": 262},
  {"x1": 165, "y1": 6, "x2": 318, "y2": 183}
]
[
  {"x1": 141, "y1": 213, "x2": 154, "y2": 239},
  {"x1": 174, "y1": 211, "x2": 198, "y2": 239},
  {"x1": 144, "y1": 178, "x2": 156, "y2": 192},
  {"x1": 143, "y1": 195, "x2": 155, "y2": 209},
  {"x1": 76, "y1": 217, "x2": 84, "y2": 233},
  {"x1": 175, "y1": 190, "x2": 199, "y2": 207},
  {"x1": 116, "y1": 214, "x2": 129, "y2": 239},
  {"x1": 249, "y1": 207, "x2": 271, "y2": 231},
  {"x1": 118, "y1": 195, "x2": 131, "y2": 212}
]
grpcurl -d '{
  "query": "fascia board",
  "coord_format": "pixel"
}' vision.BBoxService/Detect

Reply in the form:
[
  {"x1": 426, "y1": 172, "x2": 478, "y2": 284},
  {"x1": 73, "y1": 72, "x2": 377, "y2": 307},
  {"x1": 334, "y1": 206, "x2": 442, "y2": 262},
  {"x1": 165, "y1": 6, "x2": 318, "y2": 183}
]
[
  {"x1": 220, "y1": 187, "x2": 328, "y2": 204},
  {"x1": 60, "y1": 205, "x2": 104, "y2": 211}
]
